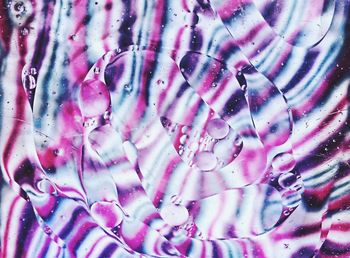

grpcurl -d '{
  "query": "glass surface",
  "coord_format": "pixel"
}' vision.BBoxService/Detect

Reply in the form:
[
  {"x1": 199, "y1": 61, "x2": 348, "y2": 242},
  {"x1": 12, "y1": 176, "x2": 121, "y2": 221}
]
[{"x1": 0, "y1": 0, "x2": 349, "y2": 257}]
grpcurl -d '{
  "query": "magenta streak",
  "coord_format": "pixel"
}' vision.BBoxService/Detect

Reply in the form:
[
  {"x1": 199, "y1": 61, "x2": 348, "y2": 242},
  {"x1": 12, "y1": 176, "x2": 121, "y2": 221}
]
[
  {"x1": 171, "y1": 27, "x2": 186, "y2": 60},
  {"x1": 66, "y1": 221, "x2": 96, "y2": 255},
  {"x1": 2, "y1": 195, "x2": 20, "y2": 258},
  {"x1": 102, "y1": 0, "x2": 113, "y2": 51},
  {"x1": 207, "y1": 194, "x2": 227, "y2": 238},
  {"x1": 152, "y1": 156, "x2": 182, "y2": 207},
  {"x1": 216, "y1": 0, "x2": 243, "y2": 21},
  {"x1": 37, "y1": 237, "x2": 53, "y2": 258},
  {"x1": 293, "y1": 97, "x2": 347, "y2": 150},
  {"x1": 157, "y1": 62, "x2": 179, "y2": 111},
  {"x1": 2, "y1": 30, "x2": 29, "y2": 183}
]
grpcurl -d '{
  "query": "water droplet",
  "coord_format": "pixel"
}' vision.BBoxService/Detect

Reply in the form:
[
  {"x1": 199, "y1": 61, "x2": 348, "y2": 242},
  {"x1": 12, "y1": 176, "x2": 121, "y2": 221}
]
[
  {"x1": 93, "y1": 67, "x2": 100, "y2": 74},
  {"x1": 122, "y1": 141, "x2": 137, "y2": 164},
  {"x1": 180, "y1": 134, "x2": 187, "y2": 144},
  {"x1": 21, "y1": 27, "x2": 29, "y2": 35},
  {"x1": 30, "y1": 68, "x2": 37, "y2": 75},
  {"x1": 234, "y1": 136, "x2": 243, "y2": 146},
  {"x1": 160, "y1": 203, "x2": 189, "y2": 226},
  {"x1": 43, "y1": 225, "x2": 53, "y2": 234},
  {"x1": 283, "y1": 210, "x2": 290, "y2": 216},
  {"x1": 181, "y1": 126, "x2": 188, "y2": 134},
  {"x1": 157, "y1": 79, "x2": 165, "y2": 85},
  {"x1": 22, "y1": 65, "x2": 37, "y2": 90},
  {"x1": 213, "y1": 135, "x2": 241, "y2": 166},
  {"x1": 195, "y1": 151, "x2": 217, "y2": 171},
  {"x1": 124, "y1": 84, "x2": 132, "y2": 93},
  {"x1": 103, "y1": 110, "x2": 112, "y2": 121},
  {"x1": 207, "y1": 118, "x2": 229, "y2": 139},
  {"x1": 25, "y1": 75, "x2": 36, "y2": 89},
  {"x1": 170, "y1": 195, "x2": 182, "y2": 205},
  {"x1": 53, "y1": 148, "x2": 64, "y2": 156},
  {"x1": 282, "y1": 190, "x2": 301, "y2": 208},
  {"x1": 78, "y1": 79, "x2": 111, "y2": 118},
  {"x1": 37, "y1": 178, "x2": 56, "y2": 194},
  {"x1": 10, "y1": 0, "x2": 32, "y2": 26},
  {"x1": 272, "y1": 153, "x2": 296, "y2": 173},
  {"x1": 278, "y1": 172, "x2": 296, "y2": 188},
  {"x1": 14, "y1": 1, "x2": 25, "y2": 12},
  {"x1": 90, "y1": 201, "x2": 124, "y2": 228}
]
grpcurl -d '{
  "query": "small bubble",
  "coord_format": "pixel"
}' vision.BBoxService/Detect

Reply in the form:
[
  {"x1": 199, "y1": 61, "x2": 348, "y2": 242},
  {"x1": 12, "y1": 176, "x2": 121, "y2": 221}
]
[
  {"x1": 30, "y1": 67, "x2": 37, "y2": 75},
  {"x1": 21, "y1": 27, "x2": 29, "y2": 36},
  {"x1": 93, "y1": 67, "x2": 100, "y2": 74},
  {"x1": 43, "y1": 225, "x2": 53, "y2": 234},
  {"x1": 157, "y1": 79, "x2": 165, "y2": 85},
  {"x1": 124, "y1": 84, "x2": 132, "y2": 93},
  {"x1": 10, "y1": 0, "x2": 32, "y2": 26},
  {"x1": 54, "y1": 148, "x2": 64, "y2": 156},
  {"x1": 181, "y1": 126, "x2": 188, "y2": 134},
  {"x1": 283, "y1": 210, "x2": 290, "y2": 216},
  {"x1": 103, "y1": 111, "x2": 112, "y2": 120},
  {"x1": 14, "y1": 1, "x2": 25, "y2": 12},
  {"x1": 180, "y1": 134, "x2": 187, "y2": 144}
]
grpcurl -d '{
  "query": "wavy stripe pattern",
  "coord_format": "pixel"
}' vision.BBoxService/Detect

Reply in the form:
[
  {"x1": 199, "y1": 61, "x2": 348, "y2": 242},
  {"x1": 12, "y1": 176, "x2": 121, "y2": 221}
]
[{"x1": 0, "y1": 0, "x2": 349, "y2": 257}]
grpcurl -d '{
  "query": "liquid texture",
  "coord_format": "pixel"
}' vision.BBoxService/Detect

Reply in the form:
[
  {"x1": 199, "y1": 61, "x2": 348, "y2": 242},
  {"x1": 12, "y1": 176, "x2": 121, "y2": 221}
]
[{"x1": 0, "y1": 0, "x2": 349, "y2": 257}]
